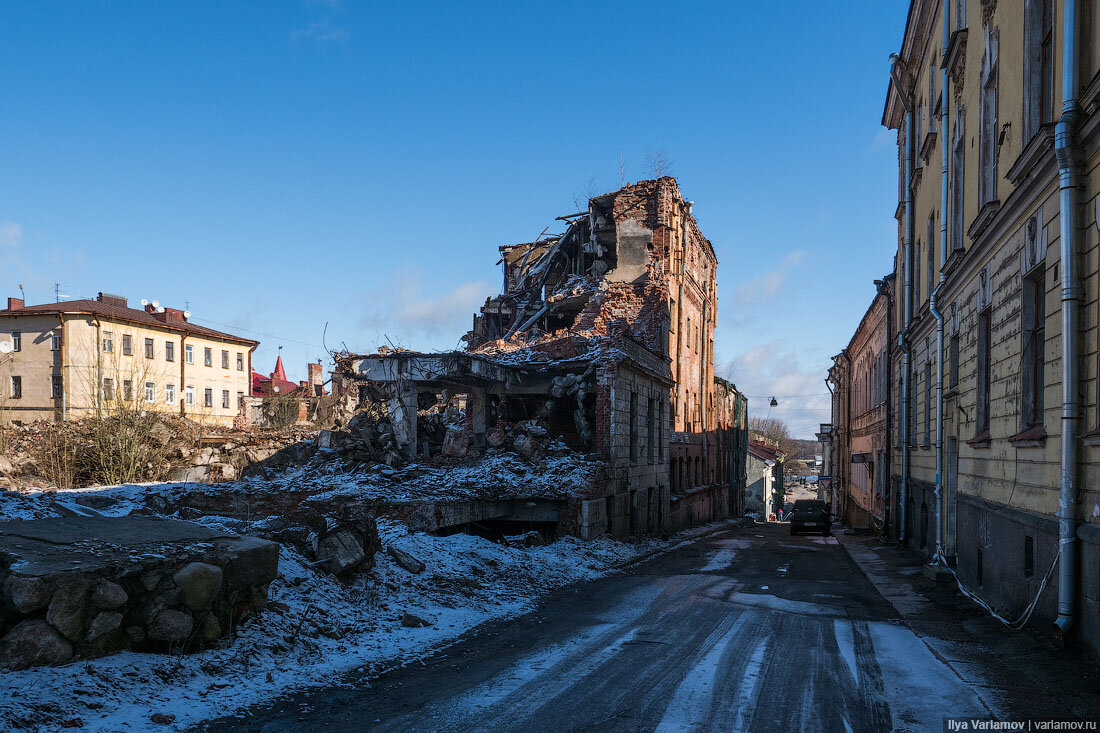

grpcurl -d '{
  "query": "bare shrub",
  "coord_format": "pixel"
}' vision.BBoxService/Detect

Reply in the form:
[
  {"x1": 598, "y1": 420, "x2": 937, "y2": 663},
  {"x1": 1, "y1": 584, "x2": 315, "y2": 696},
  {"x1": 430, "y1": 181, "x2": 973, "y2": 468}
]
[{"x1": 265, "y1": 393, "x2": 299, "y2": 430}]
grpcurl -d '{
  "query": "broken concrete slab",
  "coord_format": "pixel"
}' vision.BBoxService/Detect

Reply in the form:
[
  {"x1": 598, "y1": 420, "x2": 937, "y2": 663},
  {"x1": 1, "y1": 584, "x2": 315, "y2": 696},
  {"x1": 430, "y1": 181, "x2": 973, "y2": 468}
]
[
  {"x1": 0, "y1": 516, "x2": 278, "y2": 669},
  {"x1": 387, "y1": 546, "x2": 425, "y2": 574}
]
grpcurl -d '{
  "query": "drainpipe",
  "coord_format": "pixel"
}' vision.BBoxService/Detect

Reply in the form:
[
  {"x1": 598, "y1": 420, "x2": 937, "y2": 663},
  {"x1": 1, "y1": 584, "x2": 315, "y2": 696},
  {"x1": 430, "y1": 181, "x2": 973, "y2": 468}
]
[
  {"x1": 930, "y1": 0, "x2": 951, "y2": 566},
  {"x1": 890, "y1": 53, "x2": 914, "y2": 544},
  {"x1": 1054, "y1": 0, "x2": 1081, "y2": 640}
]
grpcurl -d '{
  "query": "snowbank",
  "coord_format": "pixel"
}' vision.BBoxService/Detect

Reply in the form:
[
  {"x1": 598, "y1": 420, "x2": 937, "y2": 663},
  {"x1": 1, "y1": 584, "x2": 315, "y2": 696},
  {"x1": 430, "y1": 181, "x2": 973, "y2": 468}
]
[{"x1": 0, "y1": 514, "x2": 668, "y2": 732}]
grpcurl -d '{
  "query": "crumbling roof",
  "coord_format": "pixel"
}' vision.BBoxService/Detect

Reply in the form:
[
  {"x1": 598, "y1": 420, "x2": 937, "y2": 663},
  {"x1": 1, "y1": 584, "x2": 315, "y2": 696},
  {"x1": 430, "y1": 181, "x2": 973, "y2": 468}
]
[{"x1": 0, "y1": 299, "x2": 258, "y2": 346}]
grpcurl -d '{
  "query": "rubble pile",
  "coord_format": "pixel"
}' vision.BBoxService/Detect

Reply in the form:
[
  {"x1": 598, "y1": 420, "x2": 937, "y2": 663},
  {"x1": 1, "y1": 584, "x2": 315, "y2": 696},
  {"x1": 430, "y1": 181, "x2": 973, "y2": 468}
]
[
  {"x1": 0, "y1": 419, "x2": 319, "y2": 491},
  {"x1": 0, "y1": 516, "x2": 279, "y2": 670}
]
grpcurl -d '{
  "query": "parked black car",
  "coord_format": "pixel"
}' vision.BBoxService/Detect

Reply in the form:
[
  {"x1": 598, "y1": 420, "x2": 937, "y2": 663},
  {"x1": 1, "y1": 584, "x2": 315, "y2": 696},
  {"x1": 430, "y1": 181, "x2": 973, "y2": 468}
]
[{"x1": 789, "y1": 499, "x2": 831, "y2": 536}]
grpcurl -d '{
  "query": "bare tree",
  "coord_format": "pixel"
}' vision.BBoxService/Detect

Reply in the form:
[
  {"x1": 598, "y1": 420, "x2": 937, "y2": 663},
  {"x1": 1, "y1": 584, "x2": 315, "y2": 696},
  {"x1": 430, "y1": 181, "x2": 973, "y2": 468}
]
[
  {"x1": 645, "y1": 149, "x2": 674, "y2": 178},
  {"x1": 572, "y1": 175, "x2": 600, "y2": 212}
]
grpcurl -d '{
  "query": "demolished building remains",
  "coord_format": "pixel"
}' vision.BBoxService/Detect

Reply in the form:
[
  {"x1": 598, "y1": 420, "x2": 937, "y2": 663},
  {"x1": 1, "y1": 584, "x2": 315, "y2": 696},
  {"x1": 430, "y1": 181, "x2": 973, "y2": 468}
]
[{"x1": 336, "y1": 177, "x2": 747, "y2": 538}]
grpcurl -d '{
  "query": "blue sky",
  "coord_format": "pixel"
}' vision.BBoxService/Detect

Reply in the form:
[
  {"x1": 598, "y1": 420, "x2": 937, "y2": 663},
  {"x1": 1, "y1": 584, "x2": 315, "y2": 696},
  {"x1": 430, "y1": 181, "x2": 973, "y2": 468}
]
[{"x1": 0, "y1": 0, "x2": 906, "y2": 438}]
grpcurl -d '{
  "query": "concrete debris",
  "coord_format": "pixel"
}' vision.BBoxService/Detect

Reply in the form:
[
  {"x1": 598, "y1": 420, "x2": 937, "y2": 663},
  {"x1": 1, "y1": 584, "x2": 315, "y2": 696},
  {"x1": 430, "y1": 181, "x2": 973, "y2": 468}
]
[
  {"x1": 387, "y1": 546, "x2": 426, "y2": 574},
  {"x1": 400, "y1": 612, "x2": 433, "y2": 628}
]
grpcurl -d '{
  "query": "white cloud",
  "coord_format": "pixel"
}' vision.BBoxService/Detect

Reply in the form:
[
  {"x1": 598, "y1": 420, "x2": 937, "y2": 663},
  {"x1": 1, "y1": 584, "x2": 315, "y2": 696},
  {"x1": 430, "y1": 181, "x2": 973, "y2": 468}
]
[
  {"x1": 0, "y1": 221, "x2": 22, "y2": 249},
  {"x1": 290, "y1": 19, "x2": 349, "y2": 44},
  {"x1": 731, "y1": 250, "x2": 807, "y2": 308},
  {"x1": 358, "y1": 272, "x2": 491, "y2": 349},
  {"x1": 723, "y1": 340, "x2": 832, "y2": 439}
]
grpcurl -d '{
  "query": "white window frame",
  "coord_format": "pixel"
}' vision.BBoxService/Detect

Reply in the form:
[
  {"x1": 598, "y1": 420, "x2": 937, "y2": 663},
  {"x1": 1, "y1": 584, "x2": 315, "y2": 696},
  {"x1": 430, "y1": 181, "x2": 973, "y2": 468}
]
[
  {"x1": 165, "y1": 383, "x2": 176, "y2": 404},
  {"x1": 185, "y1": 385, "x2": 195, "y2": 406},
  {"x1": 102, "y1": 332, "x2": 114, "y2": 353},
  {"x1": 50, "y1": 333, "x2": 61, "y2": 351},
  {"x1": 144, "y1": 381, "x2": 156, "y2": 403},
  {"x1": 185, "y1": 344, "x2": 194, "y2": 364},
  {"x1": 11, "y1": 331, "x2": 20, "y2": 352}
]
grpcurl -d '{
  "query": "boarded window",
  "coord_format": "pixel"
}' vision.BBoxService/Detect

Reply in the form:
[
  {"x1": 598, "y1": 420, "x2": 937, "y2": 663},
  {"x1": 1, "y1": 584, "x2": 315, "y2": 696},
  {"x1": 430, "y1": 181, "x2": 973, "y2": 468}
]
[
  {"x1": 1022, "y1": 265, "x2": 1046, "y2": 428},
  {"x1": 977, "y1": 308, "x2": 992, "y2": 434},
  {"x1": 979, "y1": 27, "x2": 999, "y2": 205}
]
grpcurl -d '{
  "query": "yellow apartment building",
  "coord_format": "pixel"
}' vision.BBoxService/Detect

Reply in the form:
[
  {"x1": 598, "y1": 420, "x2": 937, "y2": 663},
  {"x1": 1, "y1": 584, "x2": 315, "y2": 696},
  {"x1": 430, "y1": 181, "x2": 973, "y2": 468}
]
[
  {"x1": 0, "y1": 292, "x2": 258, "y2": 427},
  {"x1": 885, "y1": 0, "x2": 1100, "y2": 655}
]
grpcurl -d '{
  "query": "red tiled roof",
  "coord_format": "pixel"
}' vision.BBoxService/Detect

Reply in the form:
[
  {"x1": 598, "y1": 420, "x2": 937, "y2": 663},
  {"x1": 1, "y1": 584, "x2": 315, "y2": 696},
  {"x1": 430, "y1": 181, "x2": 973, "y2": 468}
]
[{"x1": 0, "y1": 299, "x2": 258, "y2": 346}]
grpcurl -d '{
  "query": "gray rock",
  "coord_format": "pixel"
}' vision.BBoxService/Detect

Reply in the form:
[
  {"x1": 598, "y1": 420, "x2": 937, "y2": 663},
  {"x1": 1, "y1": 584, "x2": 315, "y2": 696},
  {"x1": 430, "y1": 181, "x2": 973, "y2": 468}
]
[
  {"x1": 0, "y1": 619, "x2": 74, "y2": 669},
  {"x1": 315, "y1": 530, "x2": 365, "y2": 576},
  {"x1": 198, "y1": 613, "x2": 221, "y2": 642},
  {"x1": 91, "y1": 579, "x2": 128, "y2": 610},
  {"x1": 141, "y1": 571, "x2": 164, "y2": 591},
  {"x1": 0, "y1": 455, "x2": 12, "y2": 475},
  {"x1": 147, "y1": 609, "x2": 193, "y2": 642},
  {"x1": 4, "y1": 575, "x2": 51, "y2": 614},
  {"x1": 387, "y1": 546, "x2": 425, "y2": 574},
  {"x1": 85, "y1": 611, "x2": 123, "y2": 641},
  {"x1": 401, "y1": 612, "x2": 433, "y2": 628},
  {"x1": 166, "y1": 465, "x2": 209, "y2": 483},
  {"x1": 46, "y1": 579, "x2": 91, "y2": 642},
  {"x1": 172, "y1": 562, "x2": 223, "y2": 611}
]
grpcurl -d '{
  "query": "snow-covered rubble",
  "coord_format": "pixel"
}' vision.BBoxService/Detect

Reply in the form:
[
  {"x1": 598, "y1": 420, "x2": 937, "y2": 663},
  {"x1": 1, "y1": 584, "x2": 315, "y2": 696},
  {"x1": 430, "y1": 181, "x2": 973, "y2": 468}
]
[{"x1": 0, "y1": 502, "x2": 674, "y2": 732}]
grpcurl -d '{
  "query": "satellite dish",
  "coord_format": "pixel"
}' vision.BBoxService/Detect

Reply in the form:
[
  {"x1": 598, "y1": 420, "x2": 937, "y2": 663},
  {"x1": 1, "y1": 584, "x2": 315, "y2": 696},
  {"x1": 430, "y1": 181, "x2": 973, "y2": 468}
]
[
  {"x1": 151, "y1": 300, "x2": 160, "y2": 309},
  {"x1": 156, "y1": 306, "x2": 165, "y2": 313},
  {"x1": 183, "y1": 310, "x2": 191, "y2": 319},
  {"x1": 0, "y1": 341, "x2": 12, "y2": 354},
  {"x1": 140, "y1": 299, "x2": 149, "y2": 306}
]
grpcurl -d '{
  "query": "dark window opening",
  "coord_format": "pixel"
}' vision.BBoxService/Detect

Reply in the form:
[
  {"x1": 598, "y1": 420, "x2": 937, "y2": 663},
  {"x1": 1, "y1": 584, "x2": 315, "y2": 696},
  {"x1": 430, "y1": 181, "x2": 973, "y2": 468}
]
[
  {"x1": 1022, "y1": 266, "x2": 1046, "y2": 428},
  {"x1": 977, "y1": 308, "x2": 992, "y2": 435},
  {"x1": 976, "y1": 547, "x2": 984, "y2": 586}
]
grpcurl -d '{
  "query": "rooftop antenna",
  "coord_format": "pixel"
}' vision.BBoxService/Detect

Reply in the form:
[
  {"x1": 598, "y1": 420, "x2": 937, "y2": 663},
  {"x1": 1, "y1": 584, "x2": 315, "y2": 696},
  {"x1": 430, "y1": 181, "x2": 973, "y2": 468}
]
[
  {"x1": 54, "y1": 283, "x2": 69, "y2": 303},
  {"x1": 18, "y1": 283, "x2": 24, "y2": 302}
]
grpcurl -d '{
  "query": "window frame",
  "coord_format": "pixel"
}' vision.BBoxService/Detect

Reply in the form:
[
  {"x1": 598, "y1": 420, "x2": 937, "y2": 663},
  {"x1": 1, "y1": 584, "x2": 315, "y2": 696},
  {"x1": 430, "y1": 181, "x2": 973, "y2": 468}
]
[
  {"x1": 121, "y1": 333, "x2": 132, "y2": 356},
  {"x1": 165, "y1": 383, "x2": 177, "y2": 405},
  {"x1": 204, "y1": 347, "x2": 212, "y2": 367},
  {"x1": 165, "y1": 341, "x2": 175, "y2": 363},
  {"x1": 10, "y1": 375, "x2": 22, "y2": 399},
  {"x1": 1021, "y1": 265, "x2": 1046, "y2": 429},
  {"x1": 144, "y1": 338, "x2": 154, "y2": 360},
  {"x1": 11, "y1": 331, "x2": 20, "y2": 352},
  {"x1": 144, "y1": 381, "x2": 156, "y2": 403},
  {"x1": 102, "y1": 331, "x2": 114, "y2": 353},
  {"x1": 185, "y1": 344, "x2": 194, "y2": 364}
]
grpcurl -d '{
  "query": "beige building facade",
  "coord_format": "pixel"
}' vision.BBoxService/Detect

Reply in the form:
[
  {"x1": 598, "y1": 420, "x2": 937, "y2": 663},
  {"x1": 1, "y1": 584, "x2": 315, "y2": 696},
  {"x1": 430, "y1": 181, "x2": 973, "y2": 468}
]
[
  {"x1": 886, "y1": 0, "x2": 1100, "y2": 655},
  {"x1": 0, "y1": 293, "x2": 257, "y2": 427}
]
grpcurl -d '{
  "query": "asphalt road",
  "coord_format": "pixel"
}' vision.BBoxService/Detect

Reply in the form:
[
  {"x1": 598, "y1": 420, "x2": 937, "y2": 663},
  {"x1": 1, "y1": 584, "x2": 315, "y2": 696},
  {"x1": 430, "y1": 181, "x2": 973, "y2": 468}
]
[{"x1": 204, "y1": 523, "x2": 1004, "y2": 732}]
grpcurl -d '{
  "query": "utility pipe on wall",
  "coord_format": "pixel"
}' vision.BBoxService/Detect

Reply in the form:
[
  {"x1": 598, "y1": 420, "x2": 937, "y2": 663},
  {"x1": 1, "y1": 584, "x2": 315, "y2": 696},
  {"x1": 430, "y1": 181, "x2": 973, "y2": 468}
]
[
  {"x1": 931, "y1": 0, "x2": 951, "y2": 566},
  {"x1": 1054, "y1": 0, "x2": 1081, "y2": 640},
  {"x1": 890, "y1": 53, "x2": 914, "y2": 544}
]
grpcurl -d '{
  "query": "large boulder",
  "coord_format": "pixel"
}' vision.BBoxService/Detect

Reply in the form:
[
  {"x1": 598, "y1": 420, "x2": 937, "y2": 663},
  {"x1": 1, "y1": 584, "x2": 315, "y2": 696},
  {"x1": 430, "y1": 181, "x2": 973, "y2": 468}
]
[
  {"x1": 172, "y1": 563, "x2": 223, "y2": 611},
  {"x1": 0, "y1": 620, "x2": 74, "y2": 670},
  {"x1": 91, "y1": 579, "x2": 128, "y2": 610},
  {"x1": 46, "y1": 578, "x2": 91, "y2": 642},
  {"x1": 147, "y1": 609, "x2": 193, "y2": 642},
  {"x1": 314, "y1": 530, "x2": 366, "y2": 576},
  {"x1": 4, "y1": 575, "x2": 51, "y2": 614}
]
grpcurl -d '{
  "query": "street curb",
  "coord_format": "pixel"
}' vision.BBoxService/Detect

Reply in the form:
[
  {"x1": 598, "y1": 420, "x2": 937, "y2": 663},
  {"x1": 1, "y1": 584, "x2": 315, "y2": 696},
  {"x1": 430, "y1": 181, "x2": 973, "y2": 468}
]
[{"x1": 609, "y1": 518, "x2": 753, "y2": 570}]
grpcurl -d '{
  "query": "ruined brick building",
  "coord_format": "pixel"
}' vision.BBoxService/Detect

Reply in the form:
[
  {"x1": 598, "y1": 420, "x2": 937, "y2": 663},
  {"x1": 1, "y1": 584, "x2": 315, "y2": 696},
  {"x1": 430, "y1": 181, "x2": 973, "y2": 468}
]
[{"x1": 337, "y1": 177, "x2": 747, "y2": 537}]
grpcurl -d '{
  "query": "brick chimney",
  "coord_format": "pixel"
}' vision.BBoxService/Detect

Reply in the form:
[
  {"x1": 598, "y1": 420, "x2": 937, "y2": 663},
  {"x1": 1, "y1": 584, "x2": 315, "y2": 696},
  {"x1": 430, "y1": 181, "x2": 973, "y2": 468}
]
[
  {"x1": 6, "y1": 297, "x2": 23, "y2": 311},
  {"x1": 307, "y1": 362, "x2": 323, "y2": 385},
  {"x1": 97, "y1": 292, "x2": 128, "y2": 308}
]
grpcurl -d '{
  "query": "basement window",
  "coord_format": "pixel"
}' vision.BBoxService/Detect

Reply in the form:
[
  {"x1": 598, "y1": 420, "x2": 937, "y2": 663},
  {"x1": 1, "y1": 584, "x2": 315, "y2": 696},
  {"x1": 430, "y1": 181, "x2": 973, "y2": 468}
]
[{"x1": 1024, "y1": 535, "x2": 1035, "y2": 578}]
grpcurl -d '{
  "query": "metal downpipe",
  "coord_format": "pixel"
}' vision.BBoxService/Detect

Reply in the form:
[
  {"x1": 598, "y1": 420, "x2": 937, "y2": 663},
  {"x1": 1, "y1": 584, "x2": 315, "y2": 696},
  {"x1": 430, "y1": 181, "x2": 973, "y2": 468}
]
[
  {"x1": 931, "y1": 0, "x2": 950, "y2": 566},
  {"x1": 890, "y1": 53, "x2": 913, "y2": 544},
  {"x1": 1054, "y1": 0, "x2": 1081, "y2": 639}
]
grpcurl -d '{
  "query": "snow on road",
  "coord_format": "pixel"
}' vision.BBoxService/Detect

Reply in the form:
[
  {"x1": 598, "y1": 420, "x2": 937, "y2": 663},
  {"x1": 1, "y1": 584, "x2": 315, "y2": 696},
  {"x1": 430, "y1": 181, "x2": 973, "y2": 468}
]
[{"x1": 0, "y1": 512, "x2": 680, "y2": 732}]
